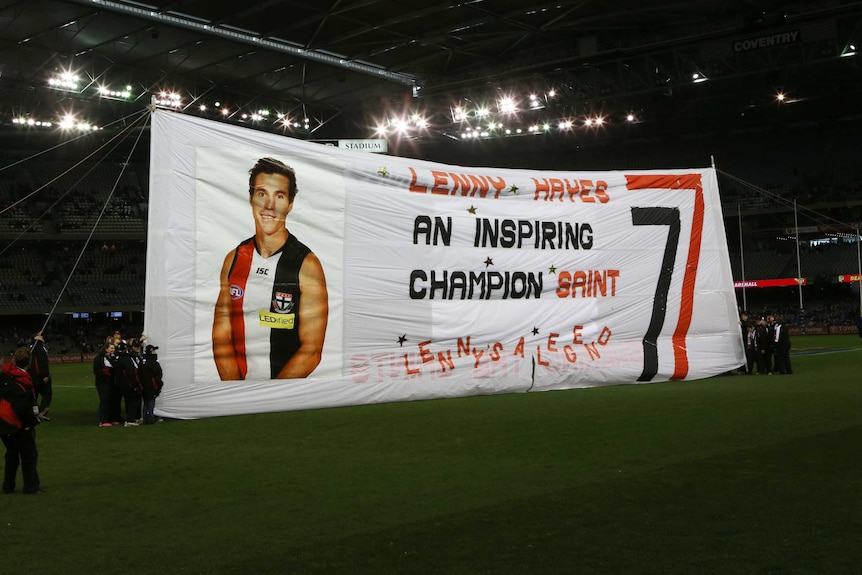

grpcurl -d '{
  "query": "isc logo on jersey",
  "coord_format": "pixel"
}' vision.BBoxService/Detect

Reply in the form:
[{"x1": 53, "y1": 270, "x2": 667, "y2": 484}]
[
  {"x1": 273, "y1": 291, "x2": 294, "y2": 313},
  {"x1": 230, "y1": 285, "x2": 244, "y2": 300}
]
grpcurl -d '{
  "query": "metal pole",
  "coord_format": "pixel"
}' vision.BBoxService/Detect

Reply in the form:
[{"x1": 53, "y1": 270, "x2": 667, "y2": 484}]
[
  {"x1": 738, "y1": 205, "x2": 747, "y2": 310},
  {"x1": 857, "y1": 227, "x2": 861, "y2": 317},
  {"x1": 794, "y1": 200, "x2": 803, "y2": 312}
]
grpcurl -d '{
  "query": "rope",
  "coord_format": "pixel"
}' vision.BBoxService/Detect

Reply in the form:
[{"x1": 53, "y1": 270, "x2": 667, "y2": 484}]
[
  {"x1": 0, "y1": 108, "x2": 150, "y2": 217},
  {"x1": 28, "y1": 111, "x2": 152, "y2": 334},
  {"x1": 0, "y1": 107, "x2": 151, "y2": 332},
  {"x1": 717, "y1": 168, "x2": 853, "y2": 231},
  {"x1": 0, "y1": 110, "x2": 151, "y2": 259}
]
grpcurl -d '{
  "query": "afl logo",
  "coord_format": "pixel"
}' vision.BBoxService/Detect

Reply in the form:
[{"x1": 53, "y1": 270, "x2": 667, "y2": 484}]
[{"x1": 229, "y1": 285, "x2": 244, "y2": 300}]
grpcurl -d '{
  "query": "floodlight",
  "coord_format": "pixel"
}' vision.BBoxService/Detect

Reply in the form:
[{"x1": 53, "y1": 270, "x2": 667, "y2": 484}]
[{"x1": 498, "y1": 96, "x2": 517, "y2": 114}]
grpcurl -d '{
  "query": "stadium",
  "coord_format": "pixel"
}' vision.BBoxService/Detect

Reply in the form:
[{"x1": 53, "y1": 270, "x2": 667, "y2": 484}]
[{"x1": 2, "y1": 1, "x2": 861, "y2": 573}]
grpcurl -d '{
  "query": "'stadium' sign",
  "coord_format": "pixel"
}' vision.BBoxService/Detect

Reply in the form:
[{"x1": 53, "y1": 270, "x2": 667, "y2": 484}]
[
  {"x1": 311, "y1": 139, "x2": 388, "y2": 153},
  {"x1": 338, "y1": 139, "x2": 388, "y2": 153}
]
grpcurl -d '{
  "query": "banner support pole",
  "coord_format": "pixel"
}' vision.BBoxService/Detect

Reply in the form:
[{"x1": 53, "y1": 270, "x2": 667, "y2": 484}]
[
  {"x1": 738, "y1": 205, "x2": 747, "y2": 311},
  {"x1": 794, "y1": 200, "x2": 803, "y2": 314},
  {"x1": 857, "y1": 226, "x2": 861, "y2": 317}
]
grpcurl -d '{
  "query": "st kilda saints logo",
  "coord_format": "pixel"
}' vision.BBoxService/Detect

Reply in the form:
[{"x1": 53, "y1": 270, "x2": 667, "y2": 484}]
[{"x1": 272, "y1": 291, "x2": 294, "y2": 313}]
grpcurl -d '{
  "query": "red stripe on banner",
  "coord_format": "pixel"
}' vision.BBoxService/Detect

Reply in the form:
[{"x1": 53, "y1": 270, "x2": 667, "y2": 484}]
[
  {"x1": 671, "y1": 182, "x2": 704, "y2": 380},
  {"x1": 230, "y1": 242, "x2": 255, "y2": 379},
  {"x1": 625, "y1": 173, "x2": 703, "y2": 192},
  {"x1": 625, "y1": 174, "x2": 705, "y2": 380}
]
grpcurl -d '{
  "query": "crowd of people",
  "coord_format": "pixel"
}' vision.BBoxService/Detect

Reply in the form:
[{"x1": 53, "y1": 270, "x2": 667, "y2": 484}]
[
  {"x1": 0, "y1": 328, "x2": 164, "y2": 495},
  {"x1": 737, "y1": 310, "x2": 793, "y2": 376},
  {"x1": 93, "y1": 331, "x2": 163, "y2": 427}
]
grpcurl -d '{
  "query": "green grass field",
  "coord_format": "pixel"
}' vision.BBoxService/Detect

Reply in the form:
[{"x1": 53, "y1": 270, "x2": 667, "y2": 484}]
[{"x1": 3, "y1": 335, "x2": 861, "y2": 574}]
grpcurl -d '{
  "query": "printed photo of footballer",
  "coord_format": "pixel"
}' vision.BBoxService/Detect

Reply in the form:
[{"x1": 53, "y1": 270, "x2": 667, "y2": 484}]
[{"x1": 212, "y1": 157, "x2": 329, "y2": 380}]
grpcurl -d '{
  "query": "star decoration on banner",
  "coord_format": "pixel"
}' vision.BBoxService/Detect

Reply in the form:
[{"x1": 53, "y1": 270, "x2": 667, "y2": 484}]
[
  {"x1": 532, "y1": 327, "x2": 540, "y2": 336},
  {"x1": 548, "y1": 265, "x2": 557, "y2": 274},
  {"x1": 468, "y1": 205, "x2": 477, "y2": 215},
  {"x1": 377, "y1": 166, "x2": 389, "y2": 177},
  {"x1": 397, "y1": 334, "x2": 407, "y2": 347},
  {"x1": 484, "y1": 257, "x2": 494, "y2": 267},
  {"x1": 510, "y1": 184, "x2": 519, "y2": 194}
]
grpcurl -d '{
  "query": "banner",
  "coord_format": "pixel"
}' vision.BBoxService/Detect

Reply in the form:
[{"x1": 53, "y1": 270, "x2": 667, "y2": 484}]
[{"x1": 147, "y1": 110, "x2": 744, "y2": 419}]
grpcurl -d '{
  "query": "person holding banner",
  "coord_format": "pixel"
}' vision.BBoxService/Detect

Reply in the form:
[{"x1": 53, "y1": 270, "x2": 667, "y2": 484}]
[
  {"x1": 28, "y1": 332, "x2": 52, "y2": 422},
  {"x1": 1, "y1": 346, "x2": 42, "y2": 494},
  {"x1": 212, "y1": 157, "x2": 328, "y2": 380}
]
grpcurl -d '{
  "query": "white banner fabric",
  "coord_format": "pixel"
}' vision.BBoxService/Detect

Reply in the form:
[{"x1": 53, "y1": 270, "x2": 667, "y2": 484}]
[{"x1": 147, "y1": 110, "x2": 744, "y2": 419}]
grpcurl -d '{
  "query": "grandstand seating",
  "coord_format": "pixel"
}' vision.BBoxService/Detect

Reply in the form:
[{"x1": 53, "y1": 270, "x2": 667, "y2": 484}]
[{"x1": 729, "y1": 250, "x2": 795, "y2": 280}]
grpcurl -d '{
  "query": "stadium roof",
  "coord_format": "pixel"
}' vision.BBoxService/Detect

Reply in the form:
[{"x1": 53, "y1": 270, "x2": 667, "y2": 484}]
[{"x1": 1, "y1": 0, "x2": 861, "y2": 141}]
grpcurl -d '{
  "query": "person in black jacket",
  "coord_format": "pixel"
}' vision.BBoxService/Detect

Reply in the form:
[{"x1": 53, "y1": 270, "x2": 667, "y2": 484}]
[
  {"x1": 139, "y1": 345, "x2": 164, "y2": 425},
  {"x1": 115, "y1": 339, "x2": 143, "y2": 426},
  {"x1": 1, "y1": 346, "x2": 42, "y2": 494},
  {"x1": 763, "y1": 314, "x2": 777, "y2": 374},
  {"x1": 93, "y1": 341, "x2": 118, "y2": 427},
  {"x1": 754, "y1": 318, "x2": 770, "y2": 375},
  {"x1": 771, "y1": 314, "x2": 793, "y2": 375},
  {"x1": 743, "y1": 322, "x2": 758, "y2": 375},
  {"x1": 28, "y1": 332, "x2": 52, "y2": 421}
]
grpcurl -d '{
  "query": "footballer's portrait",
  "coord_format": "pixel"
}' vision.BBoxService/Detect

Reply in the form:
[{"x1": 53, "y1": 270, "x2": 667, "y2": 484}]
[{"x1": 212, "y1": 157, "x2": 328, "y2": 380}]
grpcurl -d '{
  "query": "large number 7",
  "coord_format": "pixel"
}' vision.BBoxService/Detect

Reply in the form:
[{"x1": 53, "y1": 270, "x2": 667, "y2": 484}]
[
  {"x1": 631, "y1": 207, "x2": 679, "y2": 381},
  {"x1": 627, "y1": 174, "x2": 706, "y2": 382}
]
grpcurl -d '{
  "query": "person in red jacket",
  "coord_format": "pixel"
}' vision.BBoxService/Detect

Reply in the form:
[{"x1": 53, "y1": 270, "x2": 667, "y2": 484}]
[{"x1": 1, "y1": 346, "x2": 42, "y2": 494}]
